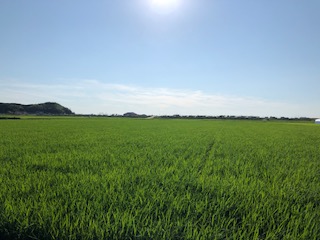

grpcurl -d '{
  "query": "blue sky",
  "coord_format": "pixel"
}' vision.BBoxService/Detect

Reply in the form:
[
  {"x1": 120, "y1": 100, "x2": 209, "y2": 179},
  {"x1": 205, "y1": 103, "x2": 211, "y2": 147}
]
[{"x1": 1, "y1": 0, "x2": 319, "y2": 117}]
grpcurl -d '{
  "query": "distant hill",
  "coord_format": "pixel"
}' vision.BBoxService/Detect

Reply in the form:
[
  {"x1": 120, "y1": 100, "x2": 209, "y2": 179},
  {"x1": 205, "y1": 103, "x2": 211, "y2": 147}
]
[
  {"x1": 123, "y1": 112, "x2": 138, "y2": 117},
  {"x1": 123, "y1": 112, "x2": 148, "y2": 118},
  {"x1": 0, "y1": 102, "x2": 74, "y2": 115}
]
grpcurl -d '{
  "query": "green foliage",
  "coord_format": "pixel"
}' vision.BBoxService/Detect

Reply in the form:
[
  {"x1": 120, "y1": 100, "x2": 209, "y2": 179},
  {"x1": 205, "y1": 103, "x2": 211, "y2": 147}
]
[
  {"x1": 0, "y1": 102, "x2": 74, "y2": 115},
  {"x1": 0, "y1": 118, "x2": 319, "y2": 239}
]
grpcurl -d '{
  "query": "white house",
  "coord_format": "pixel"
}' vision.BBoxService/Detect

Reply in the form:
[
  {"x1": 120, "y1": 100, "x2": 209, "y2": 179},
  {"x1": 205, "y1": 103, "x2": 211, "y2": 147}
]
[{"x1": 315, "y1": 119, "x2": 320, "y2": 124}]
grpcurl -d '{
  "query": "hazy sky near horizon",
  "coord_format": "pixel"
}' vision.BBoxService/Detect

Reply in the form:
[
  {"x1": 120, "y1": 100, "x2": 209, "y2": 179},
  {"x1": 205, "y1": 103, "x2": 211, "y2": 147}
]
[{"x1": 1, "y1": 0, "x2": 319, "y2": 117}]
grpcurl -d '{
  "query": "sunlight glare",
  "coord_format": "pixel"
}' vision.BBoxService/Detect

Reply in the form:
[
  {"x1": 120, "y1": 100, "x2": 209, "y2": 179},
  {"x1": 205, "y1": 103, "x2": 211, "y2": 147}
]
[{"x1": 149, "y1": 0, "x2": 182, "y2": 14}]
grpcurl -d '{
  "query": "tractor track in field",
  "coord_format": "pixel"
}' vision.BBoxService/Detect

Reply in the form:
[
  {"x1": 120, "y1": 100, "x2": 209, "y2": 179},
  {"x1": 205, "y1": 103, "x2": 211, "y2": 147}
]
[{"x1": 204, "y1": 139, "x2": 215, "y2": 161}]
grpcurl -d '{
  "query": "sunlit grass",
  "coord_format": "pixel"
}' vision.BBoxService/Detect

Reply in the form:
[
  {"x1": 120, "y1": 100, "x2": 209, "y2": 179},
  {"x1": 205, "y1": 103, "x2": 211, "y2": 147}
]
[{"x1": 0, "y1": 118, "x2": 319, "y2": 239}]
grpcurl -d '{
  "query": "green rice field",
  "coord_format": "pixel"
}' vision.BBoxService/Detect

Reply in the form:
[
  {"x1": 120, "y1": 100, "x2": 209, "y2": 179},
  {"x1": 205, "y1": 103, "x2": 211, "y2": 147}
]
[{"x1": 0, "y1": 118, "x2": 320, "y2": 239}]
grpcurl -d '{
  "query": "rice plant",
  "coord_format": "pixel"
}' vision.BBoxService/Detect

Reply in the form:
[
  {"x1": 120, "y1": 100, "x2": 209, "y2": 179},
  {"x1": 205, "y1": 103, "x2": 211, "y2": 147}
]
[{"x1": 0, "y1": 118, "x2": 319, "y2": 239}]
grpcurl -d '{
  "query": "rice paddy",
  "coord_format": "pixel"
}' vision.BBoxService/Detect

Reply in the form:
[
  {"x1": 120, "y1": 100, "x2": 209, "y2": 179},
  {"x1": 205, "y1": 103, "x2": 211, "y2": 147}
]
[{"x1": 0, "y1": 118, "x2": 319, "y2": 239}]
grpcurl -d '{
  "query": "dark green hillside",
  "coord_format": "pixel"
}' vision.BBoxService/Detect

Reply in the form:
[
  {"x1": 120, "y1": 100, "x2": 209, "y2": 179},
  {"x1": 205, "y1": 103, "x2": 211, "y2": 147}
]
[{"x1": 0, "y1": 102, "x2": 74, "y2": 115}]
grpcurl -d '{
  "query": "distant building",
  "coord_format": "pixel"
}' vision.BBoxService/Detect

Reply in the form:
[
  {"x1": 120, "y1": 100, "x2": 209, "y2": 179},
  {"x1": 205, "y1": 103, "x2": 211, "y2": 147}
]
[{"x1": 315, "y1": 119, "x2": 320, "y2": 124}]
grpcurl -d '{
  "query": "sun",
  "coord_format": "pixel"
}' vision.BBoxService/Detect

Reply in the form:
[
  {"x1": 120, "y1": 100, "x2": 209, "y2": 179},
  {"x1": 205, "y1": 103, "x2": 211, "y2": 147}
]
[
  {"x1": 149, "y1": 0, "x2": 181, "y2": 14},
  {"x1": 151, "y1": 0, "x2": 181, "y2": 8}
]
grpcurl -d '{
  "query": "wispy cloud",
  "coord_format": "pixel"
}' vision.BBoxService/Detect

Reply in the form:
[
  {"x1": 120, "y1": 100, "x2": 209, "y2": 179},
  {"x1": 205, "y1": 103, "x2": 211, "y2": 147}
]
[{"x1": 0, "y1": 79, "x2": 317, "y2": 117}]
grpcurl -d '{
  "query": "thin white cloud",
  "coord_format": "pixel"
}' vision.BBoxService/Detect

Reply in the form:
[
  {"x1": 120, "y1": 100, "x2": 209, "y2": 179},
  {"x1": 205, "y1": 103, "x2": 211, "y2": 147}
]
[{"x1": 0, "y1": 79, "x2": 318, "y2": 117}]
